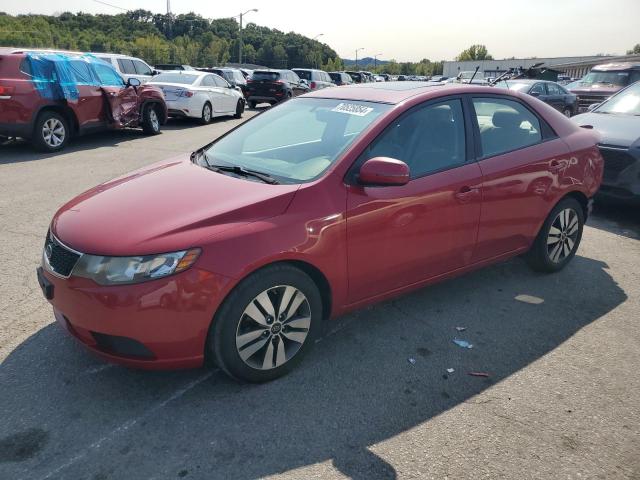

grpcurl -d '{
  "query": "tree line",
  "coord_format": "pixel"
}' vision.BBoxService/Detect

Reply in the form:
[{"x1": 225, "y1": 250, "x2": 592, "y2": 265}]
[{"x1": 0, "y1": 10, "x2": 342, "y2": 70}]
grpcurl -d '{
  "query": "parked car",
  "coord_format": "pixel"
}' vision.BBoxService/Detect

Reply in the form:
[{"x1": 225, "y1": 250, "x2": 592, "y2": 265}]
[
  {"x1": 455, "y1": 70, "x2": 487, "y2": 84},
  {"x1": 557, "y1": 74, "x2": 572, "y2": 85},
  {"x1": 397, "y1": 75, "x2": 407, "y2": 81},
  {"x1": 245, "y1": 69, "x2": 309, "y2": 108},
  {"x1": 496, "y1": 79, "x2": 578, "y2": 117},
  {"x1": 94, "y1": 53, "x2": 158, "y2": 84},
  {"x1": 291, "y1": 68, "x2": 334, "y2": 91},
  {"x1": 328, "y1": 71, "x2": 354, "y2": 86},
  {"x1": 154, "y1": 64, "x2": 196, "y2": 72},
  {"x1": 572, "y1": 81, "x2": 640, "y2": 204},
  {"x1": 148, "y1": 71, "x2": 244, "y2": 123},
  {"x1": 430, "y1": 75, "x2": 448, "y2": 82},
  {"x1": 346, "y1": 71, "x2": 366, "y2": 83},
  {"x1": 199, "y1": 67, "x2": 247, "y2": 96},
  {"x1": 239, "y1": 68, "x2": 253, "y2": 79},
  {"x1": 38, "y1": 83, "x2": 603, "y2": 382},
  {"x1": 373, "y1": 75, "x2": 385, "y2": 82},
  {"x1": 568, "y1": 62, "x2": 640, "y2": 113},
  {"x1": 0, "y1": 48, "x2": 167, "y2": 152}
]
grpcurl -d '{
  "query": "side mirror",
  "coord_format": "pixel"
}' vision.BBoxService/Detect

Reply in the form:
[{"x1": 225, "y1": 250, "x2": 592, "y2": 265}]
[
  {"x1": 152, "y1": 70, "x2": 159, "y2": 76},
  {"x1": 300, "y1": 79, "x2": 308, "y2": 85},
  {"x1": 127, "y1": 78, "x2": 141, "y2": 87},
  {"x1": 530, "y1": 91, "x2": 540, "y2": 97},
  {"x1": 358, "y1": 157, "x2": 410, "y2": 186},
  {"x1": 587, "y1": 102, "x2": 600, "y2": 112}
]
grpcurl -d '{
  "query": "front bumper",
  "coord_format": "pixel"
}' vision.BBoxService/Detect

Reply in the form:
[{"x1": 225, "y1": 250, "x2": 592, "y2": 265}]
[
  {"x1": 597, "y1": 145, "x2": 640, "y2": 204},
  {"x1": 39, "y1": 265, "x2": 232, "y2": 370}
]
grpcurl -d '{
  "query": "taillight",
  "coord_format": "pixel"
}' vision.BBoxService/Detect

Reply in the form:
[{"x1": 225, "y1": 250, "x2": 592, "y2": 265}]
[
  {"x1": 180, "y1": 90, "x2": 194, "y2": 98},
  {"x1": 310, "y1": 81, "x2": 316, "y2": 89},
  {"x1": 0, "y1": 85, "x2": 15, "y2": 97},
  {"x1": 246, "y1": 79, "x2": 253, "y2": 83}
]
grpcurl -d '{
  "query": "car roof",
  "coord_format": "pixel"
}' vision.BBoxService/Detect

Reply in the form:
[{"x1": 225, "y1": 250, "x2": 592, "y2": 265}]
[
  {"x1": 593, "y1": 62, "x2": 640, "y2": 71},
  {"x1": 305, "y1": 82, "x2": 525, "y2": 104}
]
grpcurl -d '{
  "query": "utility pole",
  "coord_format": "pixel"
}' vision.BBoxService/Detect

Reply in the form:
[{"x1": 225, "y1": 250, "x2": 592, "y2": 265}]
[
  {"x1": 374, "y1": 53, "x2": 382, "y2": 70},
  {"x1": 238, "y1": 9, "x2": 258, "y2": 65},
  {"x1": 355, "y1": 47, "x2": 364, "y2": 69}
]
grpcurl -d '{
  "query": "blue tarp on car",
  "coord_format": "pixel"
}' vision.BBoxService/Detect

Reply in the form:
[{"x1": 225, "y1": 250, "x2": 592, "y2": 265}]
[{"x1": 25, "y1": 52, "x2": 122, "y2": 101}]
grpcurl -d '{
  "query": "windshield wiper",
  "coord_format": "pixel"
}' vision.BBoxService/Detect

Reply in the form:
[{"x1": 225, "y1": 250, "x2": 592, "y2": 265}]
[{"x1": 206, "y1": 164, "x2": 279, "y2": 184}]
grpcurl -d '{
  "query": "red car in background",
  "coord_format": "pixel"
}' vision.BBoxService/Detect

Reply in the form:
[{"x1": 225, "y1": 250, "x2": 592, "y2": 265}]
[
  {"x1": 38, "y1": 83, "x2": 603, "y2": 382},
  {"x1": 0, "y1": 48, "x2": 167, "y2": 152}
]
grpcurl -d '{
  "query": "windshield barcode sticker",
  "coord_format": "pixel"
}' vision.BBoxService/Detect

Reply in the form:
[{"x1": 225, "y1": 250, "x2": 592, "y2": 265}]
[{"x1": 332, "y1": 103, "x2": 374, "y2": 116}]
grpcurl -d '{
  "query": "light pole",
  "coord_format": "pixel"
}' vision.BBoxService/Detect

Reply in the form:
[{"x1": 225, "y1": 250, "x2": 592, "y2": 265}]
[
  {"x1": 355, "y1": 48, "x2": 364, "y2": 69},
  {"x1": 238, "y1": 8, "x2": 258, "y2": 65},
  {"x1": 374, "y1": 53, "x2": 382, "y2": 70}
]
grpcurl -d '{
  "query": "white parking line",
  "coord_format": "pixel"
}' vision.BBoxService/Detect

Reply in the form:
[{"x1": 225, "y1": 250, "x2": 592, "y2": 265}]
[{"x1": 32, "y1": 370, "x2": 215, "y2": 480}]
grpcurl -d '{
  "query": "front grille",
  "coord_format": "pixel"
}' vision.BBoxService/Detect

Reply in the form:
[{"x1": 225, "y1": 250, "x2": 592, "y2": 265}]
[
  {"x1": 44, "y1": 232, "x2": 81, "y2": 277},
  {"x1": 577, "y1": 94, "x2": 609, "y2": 111},
  {"x1": 598, "y1": 147, "x2": 637, "y2": 181}
]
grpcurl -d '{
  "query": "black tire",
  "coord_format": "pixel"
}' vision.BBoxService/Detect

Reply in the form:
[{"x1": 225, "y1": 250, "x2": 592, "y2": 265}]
[
  {"x1": 32, "y1": 111, "x2": 70, "y2": 152},
  {"x1": 562, "y1": 107, "x2": 573, "y2": 118},
  {"x1": 141, "y1": 104, "x2": 161, "y2": 135},
  {"x1": 248, "y1": 101, "x2": 256, "y2": 109},
  {"x1": 525, "y1": 197, "x2": 584, "y2": 273},
  {"x1": 200, "y1": 102, "x2": 212, "y2": 125},
  {"x1": 234, "y1": 99, "x2": 244, "y2": 119},
  {"x1": 208, "y1": 264, "x2": 322, "y2": 383}
]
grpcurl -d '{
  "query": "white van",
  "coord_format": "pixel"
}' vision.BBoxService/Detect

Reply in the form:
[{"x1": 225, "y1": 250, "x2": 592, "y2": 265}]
[{"x1": 93, "y1": 53, "x2": 158, "y2": 84}]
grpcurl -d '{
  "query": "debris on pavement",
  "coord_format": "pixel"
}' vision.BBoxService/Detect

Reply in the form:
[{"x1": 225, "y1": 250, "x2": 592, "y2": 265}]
[
  {"x1": 515, "y1": 294, "x2": 544, "y2": 305},
  {"x1": 408, "y1": 357, "x2": 416, "y2": 365},
  {"x1": 453, "y1": 339, "x2": 473, "y2": 349},
  {"x1": 455, "y1": 326, "x2": 466, "y2": 332},
  {"x1": 468, "y1": 372, "x2": 490, "y2": 377},
  {"x1": 446, "y1": 368, "x2": 455, "y2": 374}
]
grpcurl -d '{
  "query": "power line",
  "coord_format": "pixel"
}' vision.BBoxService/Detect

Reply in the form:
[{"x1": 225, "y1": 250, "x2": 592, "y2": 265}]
[{"x1": 92, "y1": 0, "x2": 128, "y2": 11}]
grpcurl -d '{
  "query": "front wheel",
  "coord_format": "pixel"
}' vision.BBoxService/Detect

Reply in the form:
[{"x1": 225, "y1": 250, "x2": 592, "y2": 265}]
[
  {"x1": 141, "y1": 104, "x2": 161, "y2": 135},
  {"x1": 209, "y1": 265, "x2": 322, "y2": 383},
  {"x1": 525, "y1": 197, "x2": 584, "y2": 272},
  {"x1": 562, "y1": 107, "x2": 573, "y2": 118}
]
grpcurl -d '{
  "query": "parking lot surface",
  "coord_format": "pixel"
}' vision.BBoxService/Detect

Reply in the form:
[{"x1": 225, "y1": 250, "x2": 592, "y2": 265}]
[{"x1": 1, "y1": 114, "x2": 639, "y2": 479}]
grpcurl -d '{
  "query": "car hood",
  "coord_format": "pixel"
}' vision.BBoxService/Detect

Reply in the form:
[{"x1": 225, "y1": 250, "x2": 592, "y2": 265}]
[
  {"x1": 571, "y1": 112, "x2": 640, "y2": 147},
  {"x1": 52, "y1": 156, "x2": 300, "y2": 256},
  {"x1": 568, "y1": 84, "x2": 621, "y2": 96}
]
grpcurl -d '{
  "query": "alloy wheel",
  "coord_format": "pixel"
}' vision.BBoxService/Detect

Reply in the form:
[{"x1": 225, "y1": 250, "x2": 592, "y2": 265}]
[
  {"x1": 235, "y1": 285, "x2": 311, "y2": 370},
  {"x1": 547, "y1": 208, "x2": 579, "y2": 263},
  {"x1": 203, "y1": 104, "x2": 211, "y2": 122},
  {"x1": 149, "y1": 109, "x2": 160, "y2": 131},
  {"x1": 42, "y1": 118, "x2": 66, "y2": 147}
]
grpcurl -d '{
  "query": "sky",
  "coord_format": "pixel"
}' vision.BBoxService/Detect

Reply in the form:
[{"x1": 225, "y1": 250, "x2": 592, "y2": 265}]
[{"x1": 1, "y1": 0, "x2": 639, "y2": 62}]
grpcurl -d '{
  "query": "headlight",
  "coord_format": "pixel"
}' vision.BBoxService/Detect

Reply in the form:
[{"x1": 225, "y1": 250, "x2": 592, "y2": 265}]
[{"x1": 72, "y1": 248, "x2": 201, "y2": 285}]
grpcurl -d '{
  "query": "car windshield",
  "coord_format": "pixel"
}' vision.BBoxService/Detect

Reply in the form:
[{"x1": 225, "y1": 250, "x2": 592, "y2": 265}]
[
  {"x1": 251, "y1": 71, "x2": 280, "y2": 81},
  {"x1": 595, "y1": 82, "x2": 640, "y2": 115},
  {"x1": 152, "y1": 73, "x2": 199, "y2": 85},
  {"x1": 294, "y1": 70, "x2": 312, "y2": 80},
  {"x1": 495, "y1": 82, "x2": 532, "y2": 92},
  {"x1": 204, "y1": 98, "x2": 390, "y2": 183},
  {"x1": 574, "y1": 71, "x2": 630, "y2": 87}
]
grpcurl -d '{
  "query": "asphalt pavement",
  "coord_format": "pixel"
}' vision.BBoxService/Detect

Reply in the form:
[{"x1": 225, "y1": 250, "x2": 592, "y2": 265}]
[{"x1": 1, "y1": 112, "x2": 639, "y2": 480}]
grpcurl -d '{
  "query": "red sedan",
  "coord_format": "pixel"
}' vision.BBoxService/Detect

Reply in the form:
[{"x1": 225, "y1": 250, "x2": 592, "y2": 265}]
[{"x1": 37, "y1": 83, "x2": 603, "y2": 382}]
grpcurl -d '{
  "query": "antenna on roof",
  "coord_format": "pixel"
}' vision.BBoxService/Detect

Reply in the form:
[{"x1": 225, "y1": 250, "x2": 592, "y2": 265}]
[{"x1": 469, "y1": 66, "x2": 479, "y2": 83}]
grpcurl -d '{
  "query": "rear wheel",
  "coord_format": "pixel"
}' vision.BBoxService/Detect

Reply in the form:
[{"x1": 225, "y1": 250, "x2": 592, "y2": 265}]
[
  {"x1": 525, "y1": 197, "x2": 584, "y2": 272},
  {"x1": 33, "y1": 111, "x2": 70, "y2": 152},
  {"x1": 208, "y1": 264, "x2": 322, "y2": 383},
  {"x1": 234, "y1": 99, "x2": 244, "y2": 119},
  {"x1": 141, "y1": 104, "x2": 161, "y2": 135},
  {"x1": 200, "y1": 102, "x2": 212, "y2": 124}
]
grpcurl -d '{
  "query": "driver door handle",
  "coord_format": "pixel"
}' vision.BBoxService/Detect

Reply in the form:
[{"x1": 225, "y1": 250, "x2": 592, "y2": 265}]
[{"x1": 454, "y1": 186, "x2": 480, "y2": 203}]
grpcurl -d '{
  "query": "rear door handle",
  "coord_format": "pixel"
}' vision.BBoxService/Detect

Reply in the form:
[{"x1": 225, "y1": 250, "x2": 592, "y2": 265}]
[{"x1": 454, "y1": 186, "x2": 480, "y2": 202}]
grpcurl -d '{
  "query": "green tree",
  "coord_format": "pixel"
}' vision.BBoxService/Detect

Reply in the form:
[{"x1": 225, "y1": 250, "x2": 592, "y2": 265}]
[
  {"x1": 627, "y1": 44, "x2": 640, "y2": 54},
  {"x1": 456, "y1": 44, "x2": 493, "y2": 61}
]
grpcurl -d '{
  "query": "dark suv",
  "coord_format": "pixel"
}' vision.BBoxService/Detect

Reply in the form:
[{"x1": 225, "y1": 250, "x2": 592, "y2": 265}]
[
  {"x1": 0, "y1": 48, "x2": 167, "y2": 152},
  {"x1": 245, "y1": 69, "x2": 309, "y2": 108},
  {"x1": 329, "y1": 71, "x2": 354, "y2": 86},
  {"x1": 200, "y1": 67, "x2": 247, "y2": 96}
]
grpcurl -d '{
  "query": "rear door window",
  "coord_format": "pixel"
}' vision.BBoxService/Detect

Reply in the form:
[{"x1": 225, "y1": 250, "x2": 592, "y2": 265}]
[
  {"x1": 472, "y1": 97, "x2": 542, "y2": 157},
  {"x1": 69, "y1": 60, "x2": 94, "y2": 84},
  {"x1": 117, "y1": 58, "x2": 136, "y2": 75},
  {"x1": 201, "y1": 75, "x2": 215, "y2": 87}
]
